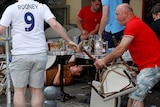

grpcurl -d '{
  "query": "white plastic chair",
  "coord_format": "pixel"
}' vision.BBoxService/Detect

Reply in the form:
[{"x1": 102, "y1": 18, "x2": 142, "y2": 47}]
[
  {"x1": 46, "y1": 55, "x2": 57, "y2": 70},
  {"x1": 45, "y1": 27, "x2": 66, "y2": 41},
  {"x1": 67, "y1": 28, "x2": 81, "y2": 43},
  {"x1": 63, "y1": 25, "x2": 75, "y2": 32}
]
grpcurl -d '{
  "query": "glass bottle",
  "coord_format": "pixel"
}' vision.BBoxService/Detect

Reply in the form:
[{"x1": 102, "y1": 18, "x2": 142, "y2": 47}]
[{"x1": 102, "y1": 35, "x2": 106, "y2": 54}]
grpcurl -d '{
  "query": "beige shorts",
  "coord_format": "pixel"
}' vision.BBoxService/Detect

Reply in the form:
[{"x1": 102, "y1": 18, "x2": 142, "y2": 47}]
[{"x1": 9, "y1": 53, "x2": 47, "y2": 88}]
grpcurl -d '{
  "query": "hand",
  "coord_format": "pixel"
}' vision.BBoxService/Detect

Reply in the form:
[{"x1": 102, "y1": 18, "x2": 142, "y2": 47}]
[
  {"x1": 81, "y1": 30, "x2": 88, "y2": 35},
  {"x1": 94, "y1": 58, "x2": 106, "y2": 69},
  {"x1": 80, "y1": 34, "x2": 88, "y2": 40},
  {"x1": 68, "y1": 41, "x2": 80, "y2": 52}
]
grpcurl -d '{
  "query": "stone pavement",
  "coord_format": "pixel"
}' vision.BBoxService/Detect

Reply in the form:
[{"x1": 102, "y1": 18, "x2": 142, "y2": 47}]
[
  {"x1": 0, "y1": 78, "x2": 160, "y2": 107},
  {"x1": 0, "y1": 77, "x2": 91, "y2": 107}
]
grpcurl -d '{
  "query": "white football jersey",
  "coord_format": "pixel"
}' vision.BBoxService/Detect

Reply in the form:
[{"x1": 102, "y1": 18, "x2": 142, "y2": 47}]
[{"x1": 0, "y1": 0, "x2": 56, "y2": 55}]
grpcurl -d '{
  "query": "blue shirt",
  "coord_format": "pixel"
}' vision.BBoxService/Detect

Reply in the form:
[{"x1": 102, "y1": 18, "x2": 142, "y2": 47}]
[{"x1": 102, "y1": 0, "x2": 124, "y2": 33}]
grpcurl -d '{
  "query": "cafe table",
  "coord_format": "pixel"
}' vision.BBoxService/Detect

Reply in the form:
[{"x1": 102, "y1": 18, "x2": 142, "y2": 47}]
[
  {"x1": 74, "y1": 48, "x2": 132, "y2": 61},
  {"x1": 47, "y1": 49, "x2": 74, "y2": 102},
  {"x1": 74, "y1": 49, "x2": 132, "y2": 65}
]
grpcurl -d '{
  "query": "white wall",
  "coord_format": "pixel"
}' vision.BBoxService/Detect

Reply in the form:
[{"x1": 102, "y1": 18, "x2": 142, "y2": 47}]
[
  {"x1": 130, "y1": 0, "x2": 143, "y2": 19},
  {"x1": 66, "y1": 0, "x2": 82, "y2": 24}
]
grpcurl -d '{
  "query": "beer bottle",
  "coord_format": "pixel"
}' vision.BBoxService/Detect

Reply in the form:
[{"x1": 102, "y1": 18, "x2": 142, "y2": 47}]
[
  {"x1": 91, "y1": 39, "x2": 95, "y2": 54},
  {"x1": 102, "y1": 35, "x2": 106, "y2": 54}
]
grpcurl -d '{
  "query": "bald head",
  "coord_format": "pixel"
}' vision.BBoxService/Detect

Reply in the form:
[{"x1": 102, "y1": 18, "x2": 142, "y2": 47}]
[
  {"x1": 115, "y1": 3, "x2": 134, "y2": 26},
  {"x1": 116, "y1": 3, "x2": 133, "y2": 13}
]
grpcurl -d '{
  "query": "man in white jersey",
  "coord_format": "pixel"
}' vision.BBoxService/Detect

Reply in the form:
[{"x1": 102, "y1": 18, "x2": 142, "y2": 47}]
[{"x1": 0, "y1": 0, "x2": 79, "y2": 107}]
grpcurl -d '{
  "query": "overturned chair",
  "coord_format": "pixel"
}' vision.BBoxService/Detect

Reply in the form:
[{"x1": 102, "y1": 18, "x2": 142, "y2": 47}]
[
  {"x1": 78, "y1": 40, "x2": 137, "y2": 107},
  {"x1": 90, "y1": 58, "x2": 137, "y2": 107}
]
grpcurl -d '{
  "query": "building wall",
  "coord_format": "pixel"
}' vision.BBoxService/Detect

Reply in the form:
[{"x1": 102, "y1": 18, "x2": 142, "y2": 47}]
[
  {"x1": 130, "y1": 0, "x2": 143, "y2": 19},
  {"x1": 66, "y1": 0, "x2": 143, "y2": 24},
  {"x1": 66, "y1": 0, "x2": 81, "y2": 24},
  {"x1": 66, "y1": 0, "x2": 91, "y2": 24}
]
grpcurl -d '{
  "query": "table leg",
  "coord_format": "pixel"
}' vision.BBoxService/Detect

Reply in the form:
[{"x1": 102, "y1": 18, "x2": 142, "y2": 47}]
[{"x1": 58, "y1": 55, "x2": 75, "y2": 102}]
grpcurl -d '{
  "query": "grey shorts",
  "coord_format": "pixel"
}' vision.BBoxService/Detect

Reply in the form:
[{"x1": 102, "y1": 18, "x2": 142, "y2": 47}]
[
  {"x1": 9, "y1": 53, "x2": 47, "y2": 88},
  {"x1": 128, "y1": 65, "x2": 160, "y2": 101}
]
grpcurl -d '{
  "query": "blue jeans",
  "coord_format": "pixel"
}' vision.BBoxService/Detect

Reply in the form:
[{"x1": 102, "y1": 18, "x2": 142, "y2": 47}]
[
  {"x1": 103, "y1": 30, "x2": 123, "y2": 48},
  {"x1": 128, "y1": 65, "x2": 160, "y2": 101}
]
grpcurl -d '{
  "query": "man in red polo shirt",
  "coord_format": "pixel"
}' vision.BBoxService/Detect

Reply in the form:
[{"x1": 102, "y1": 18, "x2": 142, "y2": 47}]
[{"x1": 94, "y1": 3, "x2": 160, "y2": 107}]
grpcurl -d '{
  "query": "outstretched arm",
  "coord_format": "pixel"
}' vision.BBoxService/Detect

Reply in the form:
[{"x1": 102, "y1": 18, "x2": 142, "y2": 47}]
[
  {"x1": 94, "y1": 36, "x2": 133, "y2": 69},
  {"x1": 98, "y1": 6, "x2": 109, "y2": 35},
  {"x1": 0, "y1": 25, "x2": 7, "y2": 35},
  {"x1": 48, "y1": 18, "x2": 80, "y2": 52}
]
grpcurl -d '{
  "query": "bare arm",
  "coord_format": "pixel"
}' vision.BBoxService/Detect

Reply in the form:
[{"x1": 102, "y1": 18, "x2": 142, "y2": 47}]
[
  {"x1": 77, "y1": 17, "x2": 84, "y2": 34},
  {"x1": 77, "y1": 16, "x2": 89, "y2": 41},
  {"x1": 48, "y1": 18, "x2": 71, "y2": 43},
  {"x1": 98, "y1": 6, "x2": 109, "y2": 35},
  {"x1": 53, "y1": 64, "x2": 62, "y2": 86},
  {"x1": 81, "y1": 23, "x2": 100, "y2": 40},
  {"x1": 77, "y1": 16, "x2": 99, "y2": 36},
  {"x1": 0, "y1": 25, "x2": 7, "y2": 35},
  {"x1": 48, "y1": 18, "x2": 79, "y2": 52},
  {"x1": 53, "y1": 64, "x2": 74, "y2": 86},
  {"x1": 76, "y1": 16, "x2": 88, "y2": 35},
  {"x1": 77, "y1": 16, "x2": 100, "y2": 41},
  {"x1": 94, "y1": 36, "x2": 133, "y2": 69}
]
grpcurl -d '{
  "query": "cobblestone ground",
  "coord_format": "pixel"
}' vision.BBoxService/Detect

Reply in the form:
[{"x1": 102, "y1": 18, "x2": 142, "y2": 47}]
[{"x1": 0, "y1": 80, "x2": 160, "y2": 107}]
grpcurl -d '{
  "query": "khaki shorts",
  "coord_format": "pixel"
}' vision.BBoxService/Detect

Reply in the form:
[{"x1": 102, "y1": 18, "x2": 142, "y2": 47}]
[
  {"x1": 9, "y1": 53, "x2": 47, "y2": 88},
  {"x1": 129, "y1": 65, "x2": 160, "y2": 101}
]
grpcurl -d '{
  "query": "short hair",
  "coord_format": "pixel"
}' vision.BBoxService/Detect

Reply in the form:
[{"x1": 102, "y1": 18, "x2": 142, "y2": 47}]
[
  {"x1": 150, "y1": 3, "x2": 160, "y2": 14},
  {"x1": 91, "y1": 0, "x2": 101, "y2": 2},
  {"x1": 120, "y1": 3, "x2": 133, "y2": 12},
  {"x1": 125, "y1": 4, "x2": 133, "y2": 12},
  {"x1": 123, "y1": 0, "x2": 130, "y2": 4}
]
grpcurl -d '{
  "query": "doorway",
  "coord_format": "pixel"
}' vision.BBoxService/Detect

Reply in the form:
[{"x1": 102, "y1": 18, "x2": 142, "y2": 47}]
[{"x1": 143, "y1": 0, "x2": 160, "y2": 25}]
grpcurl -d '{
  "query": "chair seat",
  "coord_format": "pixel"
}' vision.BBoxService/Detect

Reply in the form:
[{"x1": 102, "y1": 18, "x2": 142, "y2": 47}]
[{"x1": 46, "y1": 55, "x2": 56, "y2": 70}]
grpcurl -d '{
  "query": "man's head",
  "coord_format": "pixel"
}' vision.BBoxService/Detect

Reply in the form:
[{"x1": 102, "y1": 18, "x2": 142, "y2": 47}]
[
  {"x1": 115, "y1": 3, "x2": 134, "y2": 26},
  {"x1": 70, "y1": 65, "x2": 83, "y2": 76},
  {"x1": 91, "y1": 0, "x2": 102, "y2": 12},
  {"x1": 150, "y1": 3, "x2": 160, "y2": 21}
]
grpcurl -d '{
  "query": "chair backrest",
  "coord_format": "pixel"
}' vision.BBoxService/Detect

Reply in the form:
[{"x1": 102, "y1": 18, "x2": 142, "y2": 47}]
[
  {"x1": 63, "y1": 25, "x2": 75, "y2": 32},
  {"x1": 45, "y1": 27, "x2": 66, "y2": 41},
  {"x1": 67, "y1": 28, "x2": 81, "y2": 41},
  {"x1": 46, "y1": 55, "x2": 56, "y2": 70}
]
